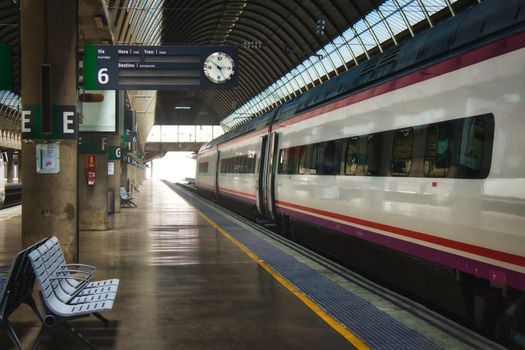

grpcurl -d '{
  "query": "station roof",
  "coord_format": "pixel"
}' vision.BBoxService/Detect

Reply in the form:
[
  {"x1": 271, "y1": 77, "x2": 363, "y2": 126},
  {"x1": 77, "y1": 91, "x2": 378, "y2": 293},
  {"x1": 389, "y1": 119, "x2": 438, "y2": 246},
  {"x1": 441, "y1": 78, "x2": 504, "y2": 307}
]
[
  {"x1": 0, "y1": 0, "x2": 480, "y2": 137},
  {"x1": 107, "y1": 0, "x2": 478, "y2": 130}
]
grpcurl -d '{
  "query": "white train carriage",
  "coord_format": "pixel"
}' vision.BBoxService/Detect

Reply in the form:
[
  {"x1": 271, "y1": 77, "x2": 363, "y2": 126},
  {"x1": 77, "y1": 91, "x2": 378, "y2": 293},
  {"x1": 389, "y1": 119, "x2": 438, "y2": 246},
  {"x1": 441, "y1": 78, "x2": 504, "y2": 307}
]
[
  {"x1": 196, "y1": 0, "x2": 525, "y2": 341},
  {"x1": 215, "y1": 134, "x2": 262, "y2": 207},
  {"x1": 196, "y1": 147, "x2": 219, "y2": 199}
]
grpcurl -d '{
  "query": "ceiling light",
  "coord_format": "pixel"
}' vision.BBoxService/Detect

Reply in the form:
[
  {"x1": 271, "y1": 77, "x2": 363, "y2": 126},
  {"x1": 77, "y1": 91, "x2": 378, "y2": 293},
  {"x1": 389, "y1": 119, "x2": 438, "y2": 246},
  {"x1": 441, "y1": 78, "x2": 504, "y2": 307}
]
[{"x1": 94, "y1": 16, "x2": 104, "y2": 30}]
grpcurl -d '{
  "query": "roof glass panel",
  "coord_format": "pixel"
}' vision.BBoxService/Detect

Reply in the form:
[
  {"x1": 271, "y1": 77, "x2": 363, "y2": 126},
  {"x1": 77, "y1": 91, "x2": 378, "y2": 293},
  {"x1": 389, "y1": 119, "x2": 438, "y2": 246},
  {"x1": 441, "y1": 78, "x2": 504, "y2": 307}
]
[
  {"x1": 424, "y1": 0, "x2": 450, "y2": 15},
  {"x1": 398, "y1": 0, "x2": 427, "y2": 26},
  {"x1": 367, "y1": 11, "x2": 392, "y2": 45},
  {"x1": 221, "y1": 0, "x2": 471, "y2": 131}
]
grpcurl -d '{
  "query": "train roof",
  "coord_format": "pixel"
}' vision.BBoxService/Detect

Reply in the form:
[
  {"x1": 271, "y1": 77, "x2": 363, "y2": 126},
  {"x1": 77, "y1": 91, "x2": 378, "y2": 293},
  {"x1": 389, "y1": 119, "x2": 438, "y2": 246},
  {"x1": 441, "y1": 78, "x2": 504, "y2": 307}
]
[{"x1": 199, "y1": 0, "x2": 525, "y2": 153}]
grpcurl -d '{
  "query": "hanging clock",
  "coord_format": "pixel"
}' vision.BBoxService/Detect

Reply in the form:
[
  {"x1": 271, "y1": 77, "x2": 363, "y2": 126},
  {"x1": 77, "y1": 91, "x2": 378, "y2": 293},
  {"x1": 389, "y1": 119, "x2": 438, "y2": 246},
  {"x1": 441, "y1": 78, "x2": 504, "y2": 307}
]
[{"x1": 203, "y1": 52, "x2": 235, "y2": 84}]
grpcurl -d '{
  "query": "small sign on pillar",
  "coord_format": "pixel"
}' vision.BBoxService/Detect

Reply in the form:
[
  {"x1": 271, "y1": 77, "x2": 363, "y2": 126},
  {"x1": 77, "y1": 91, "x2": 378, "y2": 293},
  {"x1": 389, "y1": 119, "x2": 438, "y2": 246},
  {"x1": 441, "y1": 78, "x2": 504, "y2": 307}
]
[
  {"x1": 87, "y1": 155, "x2": 96, "y2": 186},
  {"x1": 36, "y1": 143, "x2": 60, "y2": 174}
]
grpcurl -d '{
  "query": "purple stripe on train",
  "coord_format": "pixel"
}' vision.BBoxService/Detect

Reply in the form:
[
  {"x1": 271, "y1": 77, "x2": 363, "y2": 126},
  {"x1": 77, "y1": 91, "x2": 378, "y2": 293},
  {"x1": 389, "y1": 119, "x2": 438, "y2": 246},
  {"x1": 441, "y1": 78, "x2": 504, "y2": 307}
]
[{"x1": 276, "y1": 205, "x2": 525, "y2": 291}]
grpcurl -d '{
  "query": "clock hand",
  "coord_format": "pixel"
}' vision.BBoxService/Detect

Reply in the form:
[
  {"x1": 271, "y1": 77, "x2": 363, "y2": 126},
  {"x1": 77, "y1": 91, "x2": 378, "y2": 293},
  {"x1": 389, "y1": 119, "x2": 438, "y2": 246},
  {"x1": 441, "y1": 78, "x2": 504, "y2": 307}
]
[{"x1": 210, "y1": 61, "x2": 224, "y2": 70}]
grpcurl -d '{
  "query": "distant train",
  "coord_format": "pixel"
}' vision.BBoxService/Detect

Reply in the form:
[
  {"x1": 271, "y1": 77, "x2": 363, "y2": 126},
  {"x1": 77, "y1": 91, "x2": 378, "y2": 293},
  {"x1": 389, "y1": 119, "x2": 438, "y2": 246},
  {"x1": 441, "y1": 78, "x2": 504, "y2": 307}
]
[{"x1": 196, "y1": 0, "x2": 525, "y2": 344}]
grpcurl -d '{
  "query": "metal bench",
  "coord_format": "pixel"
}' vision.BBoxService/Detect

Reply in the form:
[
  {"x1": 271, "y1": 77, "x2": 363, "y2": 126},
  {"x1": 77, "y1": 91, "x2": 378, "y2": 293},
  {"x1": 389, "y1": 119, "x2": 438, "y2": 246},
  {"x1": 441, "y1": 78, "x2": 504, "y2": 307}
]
[
  {"x1": 45, "y1": 237, "x2": 118, "y2": 296},
  {"x1": 28, "y1": 237, "x2": 119, "y2": 349},
  {"x1": 0, "y1": 239, "x2": 47, "y2": 349},
  {"x1": 120, "y1": 186, "x2": 137, "y2": 208}
]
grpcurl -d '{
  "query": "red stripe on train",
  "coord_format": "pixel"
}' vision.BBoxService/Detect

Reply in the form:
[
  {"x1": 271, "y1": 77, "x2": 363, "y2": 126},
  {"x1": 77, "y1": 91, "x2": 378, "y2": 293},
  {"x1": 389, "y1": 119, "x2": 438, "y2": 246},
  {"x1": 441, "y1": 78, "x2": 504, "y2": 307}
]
[{"x1": 275, "y1": 199, "x2": 525, "y2": 268}]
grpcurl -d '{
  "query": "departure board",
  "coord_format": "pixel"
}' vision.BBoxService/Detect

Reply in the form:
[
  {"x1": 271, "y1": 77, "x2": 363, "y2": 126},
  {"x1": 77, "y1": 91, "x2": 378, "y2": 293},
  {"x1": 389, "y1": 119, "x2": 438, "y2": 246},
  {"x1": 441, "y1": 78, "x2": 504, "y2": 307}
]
[{"x1": 83, "y1": 45, "x2": 238, "y2": 90}]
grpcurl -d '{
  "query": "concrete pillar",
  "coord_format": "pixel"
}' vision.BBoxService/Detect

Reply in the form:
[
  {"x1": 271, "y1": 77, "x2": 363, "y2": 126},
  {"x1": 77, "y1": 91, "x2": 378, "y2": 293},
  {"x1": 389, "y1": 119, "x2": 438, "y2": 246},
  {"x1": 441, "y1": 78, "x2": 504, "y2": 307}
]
[
  {"x1": 131, "y1": 165, "x2": 136, "y2": 192},
  {"x1": 120, "y1": 160, "x2": 127, "y2": 192},
  {"x1": 6, "y1": 150, "x2": 15, "y2": 183},
  {"x1": 78, "y1": 153, "x2": 108, "y2": 230},
  {"x1": 128, "y1": 164, "x2": 134, "y2": 194},
  {"x1": 108, "y1": 136, "x2": 121, "y2": 214},
  {"x1": 13, "y1": 151, "x2": 20, "y2": 183},
  {"x1": 21, "y1": 0, "x2": 78, "y2": 261}
]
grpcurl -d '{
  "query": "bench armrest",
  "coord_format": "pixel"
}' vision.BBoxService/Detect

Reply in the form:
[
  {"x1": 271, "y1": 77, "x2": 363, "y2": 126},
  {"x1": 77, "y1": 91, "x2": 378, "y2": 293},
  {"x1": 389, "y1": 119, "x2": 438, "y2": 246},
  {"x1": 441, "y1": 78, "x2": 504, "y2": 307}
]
[
  {"x1": 49, "y1": 275, "x2": 91, "y2": 283},
  {"x1": 61, "y1": 263, "x2": 96, "y2": 272},
  {"x1": 54, "y1": 269, "x2": 94, "y2": 278}
]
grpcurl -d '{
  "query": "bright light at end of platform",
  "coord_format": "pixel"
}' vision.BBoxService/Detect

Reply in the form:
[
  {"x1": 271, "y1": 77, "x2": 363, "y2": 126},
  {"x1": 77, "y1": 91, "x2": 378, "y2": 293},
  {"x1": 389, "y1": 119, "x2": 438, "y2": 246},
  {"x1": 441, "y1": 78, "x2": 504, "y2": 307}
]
[{"x1": 148, "y1": 152, "x2": 196, "y2": 183}]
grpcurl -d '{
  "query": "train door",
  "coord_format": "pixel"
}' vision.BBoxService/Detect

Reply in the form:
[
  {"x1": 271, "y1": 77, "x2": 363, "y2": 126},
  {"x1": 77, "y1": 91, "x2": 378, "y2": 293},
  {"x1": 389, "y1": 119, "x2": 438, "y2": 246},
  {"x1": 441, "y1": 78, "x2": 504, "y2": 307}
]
[
  {"x1": 264, "y1": 132, "x2": 279, "y2": 219},
  {"x1": 256, "y1": 135, "x2": 268, "y2": 216},
  {"x1": 214, "y1": 149, "x2": 220, "y2": 201}
]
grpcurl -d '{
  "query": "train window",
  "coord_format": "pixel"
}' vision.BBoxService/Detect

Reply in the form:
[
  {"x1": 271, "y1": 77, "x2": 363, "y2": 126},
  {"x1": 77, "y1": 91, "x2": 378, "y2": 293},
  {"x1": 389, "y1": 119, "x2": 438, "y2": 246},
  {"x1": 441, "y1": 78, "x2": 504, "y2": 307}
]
[
  {"x1": 198, "y1": 162, "x2": 209, "y2": 173},
  {"x1": 278, "y1": 146, "x2": 303, "y2": 174},
  {"x1": 320, "y1": 141, "x2": 338, "y2": 175},
  {"x1": 245, "y1": 157, "x2": 250, "y2": 173},
  {"x1": 235, "y1": 156, "x2": 243, "y2": 173},
  {"x1": 365, "y1": 134, "x2": 382, "y2": 176},
  {"x1": 278, "y1": 149, "x2": 288, "y2": 174},
  {"x1": 246, "y1": 155, "x2": 256, "y2": 173},
  {"x1": 344, "y1": 137, "x2": 360, "y2": 175},
  {"x1": 299, "y1": 144, "x2": 319, "y2": 175},
  {"x1": 424, "y1": 122, "x2": 452, "y2": 177},
  {"x1": 458, "y1": 116, "x2": 491, "y2": 177},
  {"x1": 391, "y1": 128, "x2": 413, "y2": 176}
]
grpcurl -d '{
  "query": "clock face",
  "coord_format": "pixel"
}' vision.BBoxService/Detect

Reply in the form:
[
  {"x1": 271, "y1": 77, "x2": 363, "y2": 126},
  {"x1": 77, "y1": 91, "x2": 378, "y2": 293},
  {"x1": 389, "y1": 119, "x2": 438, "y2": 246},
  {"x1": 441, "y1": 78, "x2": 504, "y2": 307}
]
[{"x1": 203, "y1": 52, "x2": 235, "y2": 83}]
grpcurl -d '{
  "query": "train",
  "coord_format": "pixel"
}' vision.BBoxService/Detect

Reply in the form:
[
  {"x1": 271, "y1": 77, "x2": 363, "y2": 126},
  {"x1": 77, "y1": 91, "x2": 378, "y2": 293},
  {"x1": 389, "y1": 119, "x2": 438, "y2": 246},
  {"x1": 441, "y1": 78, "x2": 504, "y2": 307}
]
[{"x1": 196, "y1": 0, "x2": 525, "y2": 345}]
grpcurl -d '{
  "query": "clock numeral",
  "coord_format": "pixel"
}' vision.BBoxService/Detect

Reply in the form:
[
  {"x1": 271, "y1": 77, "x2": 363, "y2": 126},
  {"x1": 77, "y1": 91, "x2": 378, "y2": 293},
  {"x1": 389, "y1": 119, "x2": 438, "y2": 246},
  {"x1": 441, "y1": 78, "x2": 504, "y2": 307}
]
[{"x1": 208, "y1": 66, "x2": 212, "y2": 69}]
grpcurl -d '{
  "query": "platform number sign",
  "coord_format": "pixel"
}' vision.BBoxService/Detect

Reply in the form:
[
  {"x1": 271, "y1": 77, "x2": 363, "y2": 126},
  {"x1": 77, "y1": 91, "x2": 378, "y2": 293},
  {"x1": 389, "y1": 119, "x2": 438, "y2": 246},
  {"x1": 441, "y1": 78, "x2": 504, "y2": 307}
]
[
  {"x1": 98, "y1": 67, "x2": 109, "y2": 85},
  {"x1": 83, "y1": 44, "x2": 238, "y2": 90}
]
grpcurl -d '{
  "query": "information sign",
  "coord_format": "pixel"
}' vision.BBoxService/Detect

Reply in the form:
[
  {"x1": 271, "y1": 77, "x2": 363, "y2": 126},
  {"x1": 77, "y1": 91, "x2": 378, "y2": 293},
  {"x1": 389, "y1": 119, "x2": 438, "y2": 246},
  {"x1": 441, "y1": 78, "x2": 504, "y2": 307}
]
[
  {"x1": 83, "y1": 45, "x2": 238, "y2": 90},
  {"x1": 36, "y1": 143, "x2": 60, "y2": 174}
]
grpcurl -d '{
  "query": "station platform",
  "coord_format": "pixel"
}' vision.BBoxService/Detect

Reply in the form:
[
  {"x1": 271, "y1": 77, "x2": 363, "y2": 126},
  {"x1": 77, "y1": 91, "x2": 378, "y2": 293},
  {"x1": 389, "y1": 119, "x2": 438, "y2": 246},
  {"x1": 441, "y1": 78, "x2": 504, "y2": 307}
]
[{"x1": 0, "y1": 180, "x2": 503, "y2": 349}]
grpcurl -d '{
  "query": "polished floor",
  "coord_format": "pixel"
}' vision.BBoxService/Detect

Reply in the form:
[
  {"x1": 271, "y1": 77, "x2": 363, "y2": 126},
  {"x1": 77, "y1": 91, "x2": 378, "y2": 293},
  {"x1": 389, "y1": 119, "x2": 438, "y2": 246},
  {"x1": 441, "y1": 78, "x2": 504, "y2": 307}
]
[{"x1": 0, "y1": 180, "x2": 353, "y2": 349}]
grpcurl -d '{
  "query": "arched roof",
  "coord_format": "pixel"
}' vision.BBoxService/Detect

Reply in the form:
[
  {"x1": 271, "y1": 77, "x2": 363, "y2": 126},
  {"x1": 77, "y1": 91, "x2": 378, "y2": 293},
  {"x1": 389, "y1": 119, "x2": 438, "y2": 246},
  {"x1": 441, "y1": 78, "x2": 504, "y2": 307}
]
[
  {"x1": 0, "y1": 0, "x2": 481, "y2": 136},
  {"x1": 107, "y1": 0, "x2": 477, "y2": 129},
  {"x1": 154, "y1": 0, "x2": 384, "y2": 125}
]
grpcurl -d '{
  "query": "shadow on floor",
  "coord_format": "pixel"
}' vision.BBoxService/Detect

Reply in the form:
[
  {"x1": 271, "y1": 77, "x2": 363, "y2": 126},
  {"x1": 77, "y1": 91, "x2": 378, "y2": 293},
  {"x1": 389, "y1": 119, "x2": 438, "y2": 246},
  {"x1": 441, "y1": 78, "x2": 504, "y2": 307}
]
[{"x1": 0, "y1": 316, "x2": 119, "y2": 349}]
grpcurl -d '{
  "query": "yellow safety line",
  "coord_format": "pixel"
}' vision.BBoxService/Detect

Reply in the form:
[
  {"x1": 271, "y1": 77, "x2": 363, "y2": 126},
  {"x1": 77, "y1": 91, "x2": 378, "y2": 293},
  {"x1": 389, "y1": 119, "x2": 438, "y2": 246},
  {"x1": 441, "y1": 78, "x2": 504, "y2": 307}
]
[
  {"x1": 196, "y1": 209, "x2": 370, "y2": 350},
  {"x1": 0, "y1": 213, "x2": 21, "y2": 222}
]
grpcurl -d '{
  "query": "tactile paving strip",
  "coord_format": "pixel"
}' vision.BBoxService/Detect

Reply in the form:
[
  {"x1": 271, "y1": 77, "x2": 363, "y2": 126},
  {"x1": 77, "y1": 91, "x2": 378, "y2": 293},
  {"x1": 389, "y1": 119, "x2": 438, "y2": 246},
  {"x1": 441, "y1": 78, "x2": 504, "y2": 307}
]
[{"x1": 173, "y1": 186, "x2": 440, "y2": 350}]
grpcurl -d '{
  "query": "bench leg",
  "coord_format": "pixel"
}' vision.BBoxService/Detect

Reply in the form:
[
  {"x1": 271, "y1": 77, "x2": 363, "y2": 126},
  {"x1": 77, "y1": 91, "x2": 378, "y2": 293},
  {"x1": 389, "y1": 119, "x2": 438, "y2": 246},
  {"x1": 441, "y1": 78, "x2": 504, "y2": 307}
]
[
  {"x1": 93, "y1": 313, "x2": 109, "y2": 327},
  {"x1": 31, "y1": 326, "x2": 46, "y2": 350},
  {"x1": 65, "y1": 322, "x2": 97, "y2": 349},
  {"x1": 25, "y1": 295, "x2": 44, "y2": 323},
  {"x1": 3, "y1": 319, "x2": 23, "y2": 350}
]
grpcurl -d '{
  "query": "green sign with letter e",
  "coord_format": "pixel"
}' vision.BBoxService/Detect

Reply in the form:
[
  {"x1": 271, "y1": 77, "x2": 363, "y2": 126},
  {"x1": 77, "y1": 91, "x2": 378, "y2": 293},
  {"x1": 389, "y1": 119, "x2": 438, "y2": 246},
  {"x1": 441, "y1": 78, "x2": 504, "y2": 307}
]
[{"x1": 21, "y1": 105, "x2": 77, "y2": 139}]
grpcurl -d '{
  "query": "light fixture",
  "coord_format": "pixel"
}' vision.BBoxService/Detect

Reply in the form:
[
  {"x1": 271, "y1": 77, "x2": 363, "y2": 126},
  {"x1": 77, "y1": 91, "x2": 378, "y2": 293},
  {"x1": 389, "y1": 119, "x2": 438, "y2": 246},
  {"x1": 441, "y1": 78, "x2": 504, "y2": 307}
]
[{"x1": 94, "y1": 16, "x2": 104, "y2": 30}]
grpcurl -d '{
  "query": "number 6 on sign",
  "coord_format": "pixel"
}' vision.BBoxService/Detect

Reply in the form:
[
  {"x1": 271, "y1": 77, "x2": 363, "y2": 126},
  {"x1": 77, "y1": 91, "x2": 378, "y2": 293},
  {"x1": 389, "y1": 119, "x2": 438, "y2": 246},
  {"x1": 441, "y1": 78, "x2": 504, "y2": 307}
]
[{"x1": 98, "y1": 68, "x2": 109, "y2": 84}]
